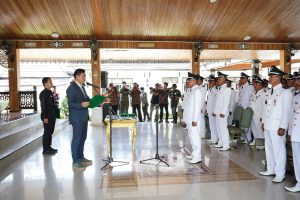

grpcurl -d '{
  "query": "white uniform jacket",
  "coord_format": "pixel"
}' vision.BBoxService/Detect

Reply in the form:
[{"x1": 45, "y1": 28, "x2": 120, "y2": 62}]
[
  {"x1": 184, "y1": 85, "x2": 203, "y2": 124},
  {"x1": 182, "y1": 88, "x2": 191, "y2": 123},
  {"x1": 289, "y1": 91, "x2": 300, "y2": 142},
  {"x1": 249, "y1": 89, "x2": 266, "y2": 120},
  {"x1": 206, "y1": 86, "x2": 218, "y2": 114},
  {"x1": 213, "y1": 84, "x2": 231, "y2": 116},
  {"x1": 237, "y1": 82, "x2": 254, "y2": 109},
  {"x1": 229, "y1": 88, "x2": 236, "y2": 114},
  {"x1": 262, "y1": 84, "x2": 293, "y2": 131},
  {"x1": 199, "y1": 85, "x2": 207, "y2": 113}
]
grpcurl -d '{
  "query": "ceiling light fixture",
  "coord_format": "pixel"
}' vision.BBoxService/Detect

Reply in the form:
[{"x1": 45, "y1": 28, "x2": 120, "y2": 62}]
[
  {"x1": 51, "y1": 32, "x2": 60, "y2": 38},
  {"x1": 210, "y1": 0, "x2": 217, "y2": 3},
  {"x1": 244, "y1": 35, "x2": 251, "y2": 41}
]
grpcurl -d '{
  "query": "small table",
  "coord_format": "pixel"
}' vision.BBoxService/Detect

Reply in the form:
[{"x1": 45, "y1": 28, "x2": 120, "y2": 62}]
[{"x1": 104, "y1": 117, "x2": 137, "y2": 157}]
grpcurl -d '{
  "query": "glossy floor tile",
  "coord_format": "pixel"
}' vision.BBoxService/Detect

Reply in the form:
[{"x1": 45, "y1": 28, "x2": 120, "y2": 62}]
[{"x1": 0, "y1": 122, "x2": 299, "y2": 200}]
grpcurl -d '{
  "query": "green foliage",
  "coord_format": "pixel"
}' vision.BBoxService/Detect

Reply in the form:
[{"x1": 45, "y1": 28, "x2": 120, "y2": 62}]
[{"x1": 60, "y1": 96, "x2": 69, "y2": 118}]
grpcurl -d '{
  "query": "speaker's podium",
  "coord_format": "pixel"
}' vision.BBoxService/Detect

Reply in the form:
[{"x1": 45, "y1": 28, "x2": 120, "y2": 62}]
[
  {"x1": 88, "y1": 95, "x2": 107, "y2": 125},
  {"x1": 104, "y1": 114, "x2": 138, "y2": 157}
]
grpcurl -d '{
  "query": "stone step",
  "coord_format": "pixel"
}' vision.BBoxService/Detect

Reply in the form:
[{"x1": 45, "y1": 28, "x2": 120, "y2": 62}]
[
  {"x1": 0, "y1": 113, "x2": 41, "y2": 140},
  {"x1": 0, "y1": 118, "x2": 68, "y2": 160}
]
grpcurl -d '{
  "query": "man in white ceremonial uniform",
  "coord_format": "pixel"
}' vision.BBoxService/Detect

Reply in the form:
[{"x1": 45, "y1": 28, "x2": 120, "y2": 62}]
[
  {"x1": 226, "y1": 79, "x2": 236, "y2": 125},
  {"x1": 286, "y1": 73, "x2": 296, "y2": 93},
  {"x1": 196, "y1": 75, "x2": 207, "y2": 139},
  {"x1": 206, "y1": 75, "x2": 218, "y2": 144},
  {"x1": 236, "y1": 72, "x2": 254, "y2": 142},
  {"x1": 212, "y1": 72, "x2": 231, "y2": 151},
  {"x1": 181, "y1": 80, "x2": 192, "y2": 154},
  {"x1": 259, "y1": 66, "x2": 292, "y2": 183},
  {"x1": 184, "y1": 74, "x2": 203, "y2": 164},
  {"x1": 248, "y1": 76, "x2": 266, "y2": 147},
  {"x1": 285, "y1": 73, "x2": 300, "y2": 192},
  {"x1": 182, "y1": 73, "x2": 196, "y2": 125}
]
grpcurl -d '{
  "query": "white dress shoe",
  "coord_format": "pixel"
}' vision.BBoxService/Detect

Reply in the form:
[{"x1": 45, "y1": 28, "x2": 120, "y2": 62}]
[
  {"x1": 213, "y1": 144, "x2": 223, "y2": 148},
  {"x1": 259, "y1": 171, "x2": 275, "y2": 176},
  {"x1": 219, "y1": 147, "x2": 230, "y2": 151},
  {"x1": 209, "y1": 140, "x2": 218, "y2": 144},
  {"x1": 285, "y1": 185, "x2": 300, "y2": 193},
  {"x1": 181, "y1": 148, "x2": 186, "y2": 153},
  {"x1": 256, "y1": 146, "x2": 265, "y2": 150},
  {"x1": 272, "y1": 176, "x2": 285, "y2": 183},
  {"x1": 188, "y1": 158, "x2": 202, "y2": 164},
  {"x1": 249, "y1": 141, "x2": 255, "y2": 146},
  {"x1": 243, "y1": 140, "x2": 249, "y2": 144},
  {"x1": 206, "y1": 139, "x2": 213, "y2": 142},
  {"x1": 185, "y1": 155, "x2": 192, "y2": 160}
]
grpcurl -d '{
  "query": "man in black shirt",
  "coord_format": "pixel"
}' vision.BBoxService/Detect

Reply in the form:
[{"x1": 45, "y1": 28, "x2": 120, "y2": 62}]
[
  {"x1": 150, "y1": 83, "x2": 160, "y2": 121},
  {"x1": 39, "y1": 77, "x2": 58, "y2": 155},
  {"x1": 169, "y1": 84, "x2": 181, "y2": 123}
]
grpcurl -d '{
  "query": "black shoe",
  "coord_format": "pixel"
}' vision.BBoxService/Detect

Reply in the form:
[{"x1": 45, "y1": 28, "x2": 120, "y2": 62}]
[
  {"x1": 43, "y1": 150, "x2": 56, "y2": 155},
  {"x1": 165, "y1": 121, "x2": 169, "y2": 123},
  {"x1": 50, "y1": 147, "x2": 58, "y2": 153},
  {"x1": 159, "y1": 120, "x2": 163, "y2": 123}
]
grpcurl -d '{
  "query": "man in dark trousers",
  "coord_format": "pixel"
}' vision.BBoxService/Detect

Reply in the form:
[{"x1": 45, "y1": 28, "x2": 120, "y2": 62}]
[
  {"x1": 130, "y1": 82, "x2": 143, "y2": 122},
  {"x1": 159, "y1": 82, "x2": 170, "y2": 123},
  {"x1": 39, "y1": 77, "x2": 57, "y2": 155},
  {"x1": 169, "y1": 84, "x2": 181, "y2": 123},
  {"x1": 66, "y1": 68, "x2": 92, "y2": 169}
]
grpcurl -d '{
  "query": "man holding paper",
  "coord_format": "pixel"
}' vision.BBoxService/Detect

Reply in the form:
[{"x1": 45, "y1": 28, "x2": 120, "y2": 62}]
[{"x1": 66, "y1": 68, "x2": 92, "y2": 169}]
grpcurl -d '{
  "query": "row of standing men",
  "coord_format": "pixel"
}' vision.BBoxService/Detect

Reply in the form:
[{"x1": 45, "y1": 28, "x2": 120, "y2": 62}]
[{"x1": 182, "y1": 66, "x2": 300, "y2": 193}]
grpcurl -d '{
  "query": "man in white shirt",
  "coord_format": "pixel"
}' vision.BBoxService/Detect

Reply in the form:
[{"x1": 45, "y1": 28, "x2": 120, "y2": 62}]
[
  {"x1": 226, "y1": 79, "x2": 236, "y2": 125},
  {"x1": 184, "y1": 74, "x2": 203, "y2": 164},
  {"x1": 285, "y1": 73, "x2": 300, "y2": 192},
  {"x1": 206, "y1": 75, "x2": 218, "y2": 144},
  {"x1": 237, "y1": 72, "x2": 254, "y2": 109},
  {"x1": 196, "y1": 75, "x2": 207, "y2": 139},
  {"x1": 237, "y1": 72, "x2": 255, "y2": 142},
  {"x1": 249, "y1": 76, "x2": 266, "y2": 146},
  {"x1": 259, "y1": 66, "x2": 293, "y2": 183},
  {"x1": 212, "y1": 72, "x2": 232, "y2": 151}
]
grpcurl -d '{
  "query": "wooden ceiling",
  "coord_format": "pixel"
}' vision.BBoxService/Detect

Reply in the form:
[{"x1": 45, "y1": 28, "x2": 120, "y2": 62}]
[{"x1": 1, "y1": 0, "x2": 300, "y2": 42}]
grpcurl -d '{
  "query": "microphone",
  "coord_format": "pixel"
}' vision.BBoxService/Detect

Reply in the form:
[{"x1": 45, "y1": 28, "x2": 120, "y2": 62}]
[{"x1": 86, "y1": 82, "x2": 100, "y2": 89}]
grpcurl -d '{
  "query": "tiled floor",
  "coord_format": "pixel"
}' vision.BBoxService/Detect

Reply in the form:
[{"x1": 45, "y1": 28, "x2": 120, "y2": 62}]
[{"x1": 0, "y1": 121, "x2": 299, "y2": 200}]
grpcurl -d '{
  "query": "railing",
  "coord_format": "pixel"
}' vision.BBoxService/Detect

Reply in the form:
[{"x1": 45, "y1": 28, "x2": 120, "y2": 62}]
[{"x1": 0, "y1": 86, "x2": 37, "y2": 112}]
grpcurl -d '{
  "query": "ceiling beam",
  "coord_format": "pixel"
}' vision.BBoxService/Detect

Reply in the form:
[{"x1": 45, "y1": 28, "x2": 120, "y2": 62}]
[
  {"x1": 218, "y1": 63, "x2": 252, "y2": 71},
  {"x1": 217, "y1": 59, "x2": 300, "y2": 71},
  {"x1": 8, "y1": 40, "x2": 300, "y2": 50}
]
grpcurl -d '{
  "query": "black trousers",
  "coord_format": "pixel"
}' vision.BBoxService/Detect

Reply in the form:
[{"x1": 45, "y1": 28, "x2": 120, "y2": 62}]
[
  {"x1": 142, "y1": 104, "x2": 150, "y2": 121},
  {"x1": 159, "y1": 104, "x2": 169, "y2": 121},
  {"x1": 171, "y1": 105, "x2": 178, "y2": 122},
  {"x1": 132, "y1": 104, "x2": 143, "y2": 121},
  {"x1": 102, "y1": 103, "x2": 109, "y2": 122},
  {"x1": 111, "y1": 105, "x2": 119, "y2": 115},
  {"x1": 43, "y1": 117, "x2": 56, "y2": 151}
]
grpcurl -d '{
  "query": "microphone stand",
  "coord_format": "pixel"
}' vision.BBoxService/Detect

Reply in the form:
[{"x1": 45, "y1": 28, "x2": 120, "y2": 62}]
[
  {"x1": 140, "y1": 105, "x2": 169, "y2": 167},
  {"x1": 101, "y1": 106, "x2": 128, "y2": 170}
]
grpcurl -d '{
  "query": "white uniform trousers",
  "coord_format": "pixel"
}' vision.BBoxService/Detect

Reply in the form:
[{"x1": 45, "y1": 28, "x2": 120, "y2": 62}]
[
  {"x1": 208, "y1": 113, "x2": 218, "y2": 143},
  {"x1": 197, "y1": 113, "x2": 206, "y2": 138},
  {"x1": 227, "y1": 114, "x2": 234, "y2": 125},
  {"x1": 250, "y1": 117, "x2": 264, "y2": 139},
  {"x1": 216, "y1": 115, "x2": 230, "y2": 149},
  {"x1": 264, "y1": 130, "x2": 286, "y2": 177},
  {"x1": 292, "y1": 142, "x2": 300, "y2": 185},
  {"x1": 187, "y1": 123, "x2": 202, "y2": 160}
]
